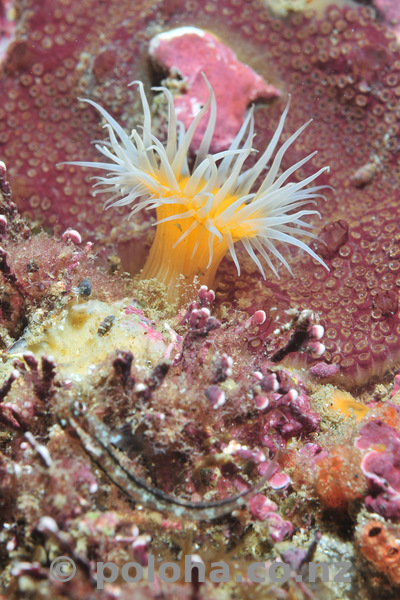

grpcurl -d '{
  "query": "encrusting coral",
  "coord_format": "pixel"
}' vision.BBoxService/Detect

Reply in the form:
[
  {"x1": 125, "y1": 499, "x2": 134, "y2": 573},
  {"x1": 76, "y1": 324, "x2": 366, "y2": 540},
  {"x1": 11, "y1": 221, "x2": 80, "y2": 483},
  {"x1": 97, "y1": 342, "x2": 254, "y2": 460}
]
[{"x1": 68, "y1": 77, "x2": 329, "y2": 302}]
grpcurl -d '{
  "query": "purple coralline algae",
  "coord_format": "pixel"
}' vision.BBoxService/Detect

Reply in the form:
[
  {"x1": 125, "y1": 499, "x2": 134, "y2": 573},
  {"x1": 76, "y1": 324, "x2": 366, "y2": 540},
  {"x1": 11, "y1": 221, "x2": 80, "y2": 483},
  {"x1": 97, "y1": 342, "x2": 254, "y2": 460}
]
[
  {"x1": 148, "y1": 26, "x2": 281, "y2": 152},
  {"x1": 356, "y1": 419, "x2": 400, "y2": 520}
]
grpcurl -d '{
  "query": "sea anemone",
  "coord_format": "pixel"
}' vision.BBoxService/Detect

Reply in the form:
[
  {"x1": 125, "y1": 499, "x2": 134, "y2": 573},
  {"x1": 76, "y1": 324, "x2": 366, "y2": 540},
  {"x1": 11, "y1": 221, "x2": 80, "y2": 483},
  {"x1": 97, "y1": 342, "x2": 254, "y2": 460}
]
[{"x1": 69, "y1": 77, "x2": 329, "y2": 302}]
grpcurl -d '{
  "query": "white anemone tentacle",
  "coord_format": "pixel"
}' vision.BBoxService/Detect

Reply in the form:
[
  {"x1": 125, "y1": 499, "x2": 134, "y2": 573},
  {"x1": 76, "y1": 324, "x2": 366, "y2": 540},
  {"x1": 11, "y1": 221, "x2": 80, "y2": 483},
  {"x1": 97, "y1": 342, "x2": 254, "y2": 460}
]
[{"x1": 62, "y1": 74, "x2": 331, "y2": 297}]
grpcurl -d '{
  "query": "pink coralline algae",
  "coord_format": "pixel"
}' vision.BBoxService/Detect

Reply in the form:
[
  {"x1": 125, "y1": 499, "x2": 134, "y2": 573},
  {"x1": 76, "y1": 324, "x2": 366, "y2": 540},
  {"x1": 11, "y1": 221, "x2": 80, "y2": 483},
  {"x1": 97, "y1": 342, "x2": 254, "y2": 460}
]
[
  {"x1": 356, "y1": 419, "x2": 400, "y2": 520},
  {"x1": 252, "y1": 383, "x2": 321, "y2": 445},
  {"x1": 309, "y1": 361, "x2": 340, "y2": 379},
  {"x1": 148, "y1": 26, "x2": 281, "y2": 152},
  {"x1": 222, "y1": 437, "x2": 292, "y2": 538},
  {"x1": 248, "y1": 494, "x2": 293, "y2": 541},
  {"x1": 391, "y1": 372, "x2": 400, "y2": 397}
]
